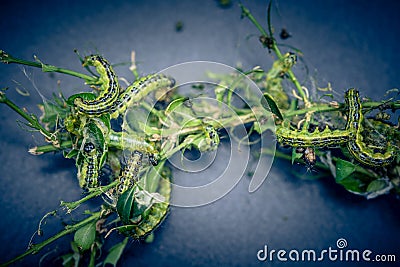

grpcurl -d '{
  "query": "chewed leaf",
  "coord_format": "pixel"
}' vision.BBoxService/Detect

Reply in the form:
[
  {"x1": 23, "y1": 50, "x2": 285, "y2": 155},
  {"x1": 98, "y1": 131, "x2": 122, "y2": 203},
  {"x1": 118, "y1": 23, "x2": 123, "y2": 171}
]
[
  {"x1": 335, "y1": 159, "x2": 381, "y2": 193},
  {"x1": 365, "y1": 179, "x2": 393, "y2": 199},
  {"x1": 261, "y1": 93, "x2": 283, "y2": 120},
  {"x1": 116, "y1": 176, "x2": 170, "y2": 239}
]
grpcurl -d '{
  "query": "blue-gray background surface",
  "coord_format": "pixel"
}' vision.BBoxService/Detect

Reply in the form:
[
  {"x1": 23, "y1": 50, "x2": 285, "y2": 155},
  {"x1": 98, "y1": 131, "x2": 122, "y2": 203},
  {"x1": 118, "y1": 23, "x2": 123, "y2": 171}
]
[{"x1": 0, "y1": 1, "x2": 399, "y2": 266}]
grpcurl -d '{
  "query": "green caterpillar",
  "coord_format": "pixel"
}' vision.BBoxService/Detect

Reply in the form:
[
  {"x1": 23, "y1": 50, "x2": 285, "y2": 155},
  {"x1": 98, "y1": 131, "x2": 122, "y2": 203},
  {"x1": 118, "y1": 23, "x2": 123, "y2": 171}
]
[
  {"x1": 76, "y1": 120, "x2": 108, "y2": 189},
  {"x1": 74, "y1": 57, "x2": 175, "y2": 118},
  {"x1": 77, "y1": 141, "x2": 100, "y2": 188},
  {"x1": 276, "y1": 88, "x2": 396, "y2": 167},
  {"x1": 117, "y1": 151, "x2": 143, "y2": 195},
  {"x1": 74, "y1": 55, "x2": 120, "y2": 116},
  {"x1": 345, "y1": 89, "x2": 395, "y2": 166},
  {"x1": 276, "y1": 124, "x2": 351, "y2": 148},
  {"x1": 109, "y1": 74, "x2": 175, "y2": 118},
  {"x1": 109, "y1": 131, "x2": 158, "y2": 165},
  {"x1": 199, "y1": 124, "x2": 220, "y2": 152}
]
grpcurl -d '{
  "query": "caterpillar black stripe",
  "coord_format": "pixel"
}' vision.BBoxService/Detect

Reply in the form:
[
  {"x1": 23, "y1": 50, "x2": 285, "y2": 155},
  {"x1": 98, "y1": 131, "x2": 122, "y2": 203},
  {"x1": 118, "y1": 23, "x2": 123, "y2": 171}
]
[
  {"x1": 345, "y1": 89, "x2": 395, "y2": 166},
  {"x1": 117, "y1": 151, "x2": 143, "y2": 195},
  {"x1": 109, "y1": 74, "x2": 175, "y2": 118},
  {"x1": 77, "y1": 141, "x2": 100, "y2": 188},
  {"x1": 74, "y1": 55, "x2": 120, "y2": 116}
]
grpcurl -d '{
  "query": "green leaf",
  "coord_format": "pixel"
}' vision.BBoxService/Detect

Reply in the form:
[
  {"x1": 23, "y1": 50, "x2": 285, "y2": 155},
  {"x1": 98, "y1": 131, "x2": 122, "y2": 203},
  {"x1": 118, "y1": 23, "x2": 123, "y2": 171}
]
[
  {"x1": 61, "y1": 253, "x2": 78, "y2": 267},
  {"x1": 73, "y1": 222, "x2": 96, "y2": 251},
  {"x1": 335, "y1": 158, "x2": 356, "y2": 180},
  {"x1": 214, "y1": 85, "x2": 226, "y2": 103},
  {"x1": 335, "y1": 159, "x2": 370, "y2": 192},
  {"x1": 165, "y1": 97, "x2": 189, "y2": 116},
  {"x1": 98, "y1": 113, "x2": 111, "y2": 133},
  {"x1": 103, "y1": 237, "x2": 129, "y2": 267},
  {"x1": 139, "y1": 161, "x2": 165, "y2": 193},
  {"x1": 86, "y1": 121, "x2": 109, "y2": 167},
  {"x1": 117, "y1": 180, "x2": 165, "y2": 226},
  {"x1": 144, "y1": 232, "x2": 155, "y2": 243},
  {"x1": 117, "y1": 186, "x2": 136, "y2": 225},
  {"x1": 261, "y1": 93, "x2": 284, "y2": 120},
  {"x1": 291, "y1": 148, "x2": 303, "y2": 164},
  {"x1": 336, "y1": 175, "x2": 365, "y2": 193},
  {"x1": 64, "y1": 149, "x2": 79, "y2": 159},
  {"x1": 335, "y1": 156, "x2": 378, "y2": 180},
  {"x1": 67, "y1": 92, "x2": 96, "y2": 105},
  {"x1": 253, "y1": 121, "x2": 261, "y2": 134},
  {"x1": 366, "y1": 179, "x2": 388, "y2": 193}
]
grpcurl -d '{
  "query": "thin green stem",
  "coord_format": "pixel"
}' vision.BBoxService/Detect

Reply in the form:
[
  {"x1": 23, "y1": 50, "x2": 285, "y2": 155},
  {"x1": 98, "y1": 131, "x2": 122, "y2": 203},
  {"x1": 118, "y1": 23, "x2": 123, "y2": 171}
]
[
  {"x1": 0, "y1": 211, "x2": 103, "y2": 266},
  {"x1": 159, "y1": 133, "x2": 203, "y2": 160},
  {"x1": 240, "y1": 3, "x2": 308, "y2": 104},
  {"x1": 29, "y1": 140, "x2": 73, "y2": 154},
  {"x1": 60, "y1": 181, "x2": 119, "y2": 212},
  {"x1": 0, "y1": 92, "x2": 55, "y2": 141},
  {"x1": 284, "y1": 100, "x2": 400, "y2": 118},
  {"x1": 240, "y1": 3, "x2": 268, "y2": 36},
  {"x1": 0, "y1": 50, "x2": 96, "y2": 82}
]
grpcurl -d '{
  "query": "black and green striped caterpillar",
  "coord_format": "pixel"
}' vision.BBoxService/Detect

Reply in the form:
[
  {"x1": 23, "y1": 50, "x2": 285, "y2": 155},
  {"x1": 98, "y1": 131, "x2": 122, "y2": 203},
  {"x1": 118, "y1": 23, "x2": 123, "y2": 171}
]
[
  {"x1": 276, "y1": 88, "x2": 396, "y2": 167},
  {"x1": 76, "y1": 120, "x2": 108, "y2": 189},
  {"x1": 198, "y1": 124, "x2": 220, "y2": 152},
  {"x1": 276, "y1": 124, "x2": 351, "y2": 148},
  {"x1": 72, "y1": 54, "x2": 175, "y2": 118},
  {"x1": 109, "y1": 130, "x2": 158, "y2": 166},
  {"x1": 77, "y1": 141, "x2": 100, "y2": 188},
  {"x1": 345, "y1": 89, "x2": 395, "y2": 166},
  {"x1": 74, "y1": 55, "x2": 120, "y2": 116},
  {"x1": 117, "y1": 151, "x2": 143, "y2": 195},
  {"x1": 109, "y1": 74, "x2": 175, "y2": 119}
]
